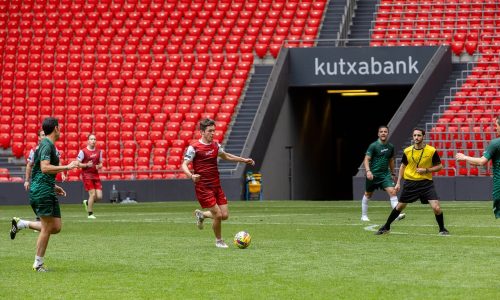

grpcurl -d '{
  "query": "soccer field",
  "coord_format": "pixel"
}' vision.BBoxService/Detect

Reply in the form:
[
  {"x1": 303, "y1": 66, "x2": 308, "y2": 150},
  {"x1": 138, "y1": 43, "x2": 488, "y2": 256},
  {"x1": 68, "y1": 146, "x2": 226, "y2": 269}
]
[{"x1": 1, "y1": 200, "x2": 498, "y2": 299}]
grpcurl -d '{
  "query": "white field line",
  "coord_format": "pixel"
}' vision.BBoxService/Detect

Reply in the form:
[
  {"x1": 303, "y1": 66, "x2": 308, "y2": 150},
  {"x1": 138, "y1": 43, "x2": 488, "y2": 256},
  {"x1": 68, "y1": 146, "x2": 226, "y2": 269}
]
[
  {"x1": 364, "y1": 224, "x2": 500, "y2": 239},
  {"x1": 69, "y1": 218, "x2": 500, "y2": 230}
]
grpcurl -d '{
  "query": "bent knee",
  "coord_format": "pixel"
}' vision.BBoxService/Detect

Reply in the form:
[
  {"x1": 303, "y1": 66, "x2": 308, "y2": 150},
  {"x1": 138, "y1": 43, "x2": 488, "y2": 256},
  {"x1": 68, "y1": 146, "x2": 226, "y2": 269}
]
[
  {"x1": 432, "y1": 204, "x2": 442, "y2": 214},
  {"x1": 221, "y1": 213, "x2": 229, "y2": 220}
]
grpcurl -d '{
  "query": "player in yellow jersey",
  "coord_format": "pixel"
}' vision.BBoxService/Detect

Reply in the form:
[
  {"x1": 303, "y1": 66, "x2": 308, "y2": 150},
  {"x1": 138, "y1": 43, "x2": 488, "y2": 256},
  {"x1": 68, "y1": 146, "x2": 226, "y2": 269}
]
[{"x1": 376, "y1": 127, "x2": 449, "y2": 235}]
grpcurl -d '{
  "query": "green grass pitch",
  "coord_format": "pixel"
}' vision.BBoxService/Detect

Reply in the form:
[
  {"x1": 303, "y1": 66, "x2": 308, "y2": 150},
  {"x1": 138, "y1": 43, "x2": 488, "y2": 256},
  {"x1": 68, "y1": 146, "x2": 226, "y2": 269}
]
[{"x1": 1, "y1": 200, "x2": 499, "y2": 299}]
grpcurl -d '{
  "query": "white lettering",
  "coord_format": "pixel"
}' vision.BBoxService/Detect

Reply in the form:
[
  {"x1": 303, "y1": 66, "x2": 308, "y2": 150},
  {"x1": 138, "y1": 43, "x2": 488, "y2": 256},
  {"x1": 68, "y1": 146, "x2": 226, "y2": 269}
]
[
  {"x1": 326, "y1": 62, "x2": 337, "y2": 75},
  {"x1": 312, "y1": 56, "x2": 420, "y2": 76},
  {"x1": 396, "y1": 60, "x2": 406, "y2": 74},
  {"x1": 371, "y1": 57, "x2": 382, "y2": 74},
  {"x1": 339, "y1": 58, "x2": 346, "y2": 75},
  {"x1": 315, "y1": 58, "x2": 325, "y2": 75},
  {"x1": 358, "y1": 62, "x2": 369, "y2": 75},
  {"x1": 383, "y1": 61, "x2": 394, "y2": 74},
  {"x1": 347, "y1": 62, "x2": 357, "y2": 75},
  {"x1": 409, "y1": 56, "x2": 419, "y2": 73}
]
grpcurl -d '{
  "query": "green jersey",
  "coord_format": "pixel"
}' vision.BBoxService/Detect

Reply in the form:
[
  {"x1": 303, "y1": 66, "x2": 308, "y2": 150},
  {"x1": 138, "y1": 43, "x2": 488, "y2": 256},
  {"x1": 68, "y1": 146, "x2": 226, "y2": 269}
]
[
  {"x1": 30, "y1": 138, "x2": 59, "y2": 200},
  {"x1": 365, "y1": 140, "x2": 394, "y2": 177},
  {"x1": 483, "y1": 138, "x2": 500, "y2": 200}
]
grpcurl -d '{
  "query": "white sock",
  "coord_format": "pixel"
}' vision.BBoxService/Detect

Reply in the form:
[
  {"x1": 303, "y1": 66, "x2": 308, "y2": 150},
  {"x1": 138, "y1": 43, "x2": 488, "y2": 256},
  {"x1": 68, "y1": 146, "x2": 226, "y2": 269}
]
[
  {"x1": 390, "y1": 196, "x2": 398, "y2": 209},
  {"x1": 362, "y1": 195, "x2": 370, "y2": 216},
  {"x1": 33, "y1": 256, "x2": 44, "y2": 268},
  {"x1": 18, "y1": 219, "x2": 30, "y2": 229}
]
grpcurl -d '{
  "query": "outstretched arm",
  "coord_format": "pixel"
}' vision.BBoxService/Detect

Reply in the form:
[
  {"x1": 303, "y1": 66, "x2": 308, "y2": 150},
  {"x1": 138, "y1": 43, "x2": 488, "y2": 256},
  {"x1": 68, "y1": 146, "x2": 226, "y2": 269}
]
[
  {"x1": 456, "y1": 153, "x2": 489, "y2": 166},
  {"x1": 77, "y1": 160, "x2": 93, "y2": 168},
  {"x1": 219, "y1": 151, "x2": 255, "y2": 166},
  {"x1": 41, "y1": 160, "x2": 78, "y2": 174}
]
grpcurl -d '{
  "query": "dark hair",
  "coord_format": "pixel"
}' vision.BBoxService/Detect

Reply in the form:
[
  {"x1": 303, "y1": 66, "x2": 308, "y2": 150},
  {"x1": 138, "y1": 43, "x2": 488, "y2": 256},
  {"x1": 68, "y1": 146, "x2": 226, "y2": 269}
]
[
  {"x1": 42, "y1": 117, "x2": 59, "y2": 135},
  {"x1": 378, "y1": 125, "x2": 389, "y2": 132},
  {"x1": 88, "y1": 133, "x2": 96, "y2": 140},
  {"x1": 199, "y1": 118, "x2": 215, "y2": 132},
  {"x1": 413, "y1": 127, "x2": 426, "y2": 136}
]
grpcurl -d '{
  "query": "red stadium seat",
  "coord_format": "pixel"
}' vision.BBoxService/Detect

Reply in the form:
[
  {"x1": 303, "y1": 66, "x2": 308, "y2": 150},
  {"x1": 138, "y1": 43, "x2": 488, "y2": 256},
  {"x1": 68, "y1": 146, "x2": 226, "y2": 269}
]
[
  {"x1": 170, "y1": 147, "x2": 184, "y2": 157},
  {"x1": 167, "y1": 156, "x2": 182, "y2": 168}
]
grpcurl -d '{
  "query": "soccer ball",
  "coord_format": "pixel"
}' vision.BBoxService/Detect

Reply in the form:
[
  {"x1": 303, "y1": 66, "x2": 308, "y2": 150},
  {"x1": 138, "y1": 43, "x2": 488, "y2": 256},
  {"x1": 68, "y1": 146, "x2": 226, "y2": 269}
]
[{"x1": 233, "y1": 231, "x2": 251, "y2": 249}]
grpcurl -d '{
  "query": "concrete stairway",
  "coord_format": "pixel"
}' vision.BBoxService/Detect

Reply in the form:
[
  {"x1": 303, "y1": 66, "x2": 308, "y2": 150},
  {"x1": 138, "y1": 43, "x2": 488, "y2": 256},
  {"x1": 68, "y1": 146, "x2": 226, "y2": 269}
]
[{"x1": 219, "y1": 65, "x2": 273, "y2": 174}]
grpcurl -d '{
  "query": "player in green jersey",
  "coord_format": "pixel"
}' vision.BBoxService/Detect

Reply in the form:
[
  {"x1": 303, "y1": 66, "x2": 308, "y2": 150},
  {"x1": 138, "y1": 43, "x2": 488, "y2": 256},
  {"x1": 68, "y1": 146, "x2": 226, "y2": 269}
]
[
  {"x1": 361, "y1": 126, "x2": 405, "y2": 222},
  {"x1": 10, "y1": 117, "x2": 79, "y2": 272},
  {"x1": 456, "y1": 116, "x2": 500, "y2": 219}
]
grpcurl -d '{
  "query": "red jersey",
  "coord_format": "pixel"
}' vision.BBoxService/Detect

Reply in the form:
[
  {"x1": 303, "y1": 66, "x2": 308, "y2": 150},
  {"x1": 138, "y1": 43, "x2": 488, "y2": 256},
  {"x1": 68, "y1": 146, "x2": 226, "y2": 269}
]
[
  {"x1": 77, "y1": 147, "x2": 102, "y2": 180},
  {"x1": 184, "y1": 140, "x2": 223, "y2": 187}
]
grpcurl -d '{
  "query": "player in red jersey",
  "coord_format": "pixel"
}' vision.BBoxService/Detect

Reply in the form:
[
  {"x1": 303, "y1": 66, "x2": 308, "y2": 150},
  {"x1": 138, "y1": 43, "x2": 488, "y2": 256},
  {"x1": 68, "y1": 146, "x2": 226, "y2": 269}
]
[
  {"x1": 76, "y1": 134, "x2": 103, "y2": 219},
  {"x1": 182, "y1": 118, "x2": 255, "y2": 248}
]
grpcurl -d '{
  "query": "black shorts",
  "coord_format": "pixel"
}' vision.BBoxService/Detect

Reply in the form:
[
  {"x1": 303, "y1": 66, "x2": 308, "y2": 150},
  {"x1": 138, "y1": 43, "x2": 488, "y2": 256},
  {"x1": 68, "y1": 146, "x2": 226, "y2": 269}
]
[{"x1": 399, "y1": 180, "x2": 439, "y2": 204}]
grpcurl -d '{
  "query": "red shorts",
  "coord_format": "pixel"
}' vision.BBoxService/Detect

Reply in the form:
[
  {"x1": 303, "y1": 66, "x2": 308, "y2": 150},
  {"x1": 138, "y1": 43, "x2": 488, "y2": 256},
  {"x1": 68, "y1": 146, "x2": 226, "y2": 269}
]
[
  {"x1": 83, "y1": 178, "x2": 102, "y2": 191},
  {"x1": 195, "y1": 184, "x2": 227, "y2": 208}
]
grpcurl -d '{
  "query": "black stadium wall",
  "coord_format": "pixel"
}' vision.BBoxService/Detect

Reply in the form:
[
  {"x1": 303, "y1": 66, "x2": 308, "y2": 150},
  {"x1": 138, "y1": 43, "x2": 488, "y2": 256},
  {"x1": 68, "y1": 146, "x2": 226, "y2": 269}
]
[
  {"x1": 0, "y1": 178, "x2": 242, "y2": 205},
  {"x1": 1, "y1": 46, "x2": 492, "y2": 205}
]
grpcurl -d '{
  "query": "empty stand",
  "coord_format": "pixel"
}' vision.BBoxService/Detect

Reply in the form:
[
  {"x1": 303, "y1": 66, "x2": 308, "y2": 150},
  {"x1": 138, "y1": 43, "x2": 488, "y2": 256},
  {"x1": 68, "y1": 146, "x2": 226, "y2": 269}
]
[
  {"x1": 370, "y1": 0, "x2": 500, "y2": 56},
  {"x1": 0, "y1": 0, "x2": 324, "y2": 179}
]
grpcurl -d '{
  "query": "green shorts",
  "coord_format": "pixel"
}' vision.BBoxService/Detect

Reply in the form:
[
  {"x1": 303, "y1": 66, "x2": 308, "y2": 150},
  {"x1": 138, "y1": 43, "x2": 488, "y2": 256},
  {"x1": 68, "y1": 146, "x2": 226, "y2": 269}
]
[
  {"x1": 365, "y1": 174, "x2": 395, "y2": 193},
  {"x1": 30, "y1": 195, "x2": 61, "y2": 218}
]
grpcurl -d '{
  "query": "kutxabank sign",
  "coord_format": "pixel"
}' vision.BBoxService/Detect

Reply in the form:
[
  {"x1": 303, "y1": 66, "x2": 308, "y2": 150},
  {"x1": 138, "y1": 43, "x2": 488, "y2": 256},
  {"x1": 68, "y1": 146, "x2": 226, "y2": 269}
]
[{"x1": 289, "y1": 46, "x2": 439, "y2": 86}]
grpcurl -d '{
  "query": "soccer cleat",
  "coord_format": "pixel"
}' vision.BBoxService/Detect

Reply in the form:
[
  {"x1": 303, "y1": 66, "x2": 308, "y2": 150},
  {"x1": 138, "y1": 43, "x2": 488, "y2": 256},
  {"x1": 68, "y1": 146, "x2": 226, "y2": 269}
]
[
  {"x1": 83, "y1": 200, "x2": 88, "y2": 211},
  {"x1": 194, "y1": 209, "x2": 205, "y2": 230},
  {"x1": 10, "y1": 217, "x2": 20, "y2": 240},
  {"x1": 215, "y1": 240, "x2": 229, "y2": 248},
  {"x1": 33, "y1": 264, "x2": 49, "y2": 272},
  {"x1": 439, "y1": 229, "x2": 450, "y2": 236},
  {"x1": 361, "y1": 215, "x2": 370, "y2": 222},
  {"x1": 396, "y1": 213, "x2": 406, "y2": 221},
  {"x1": 375, "y1": 226, "x2": 390, "y2": 235},
  {"x1": 87, "y1": 214, "x2": 96, "y2": 219}
]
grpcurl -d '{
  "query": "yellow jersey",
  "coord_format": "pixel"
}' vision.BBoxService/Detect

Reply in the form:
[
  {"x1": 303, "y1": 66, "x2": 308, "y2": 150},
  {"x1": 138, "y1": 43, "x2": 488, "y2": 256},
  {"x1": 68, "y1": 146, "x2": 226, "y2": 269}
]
[{"x1": 401, "y1": 144, "x2": 441, "y2": 181}]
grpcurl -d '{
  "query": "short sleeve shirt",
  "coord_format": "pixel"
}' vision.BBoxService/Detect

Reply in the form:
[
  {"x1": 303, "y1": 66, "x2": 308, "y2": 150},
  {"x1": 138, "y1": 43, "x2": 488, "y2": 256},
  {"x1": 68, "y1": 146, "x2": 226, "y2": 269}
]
[
  {"x1": 30, "y1": 138, "x2": 59, "y2": 199},
  {"x1": 365, "y1": 140, "x2": 394, "y2": 177}
]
